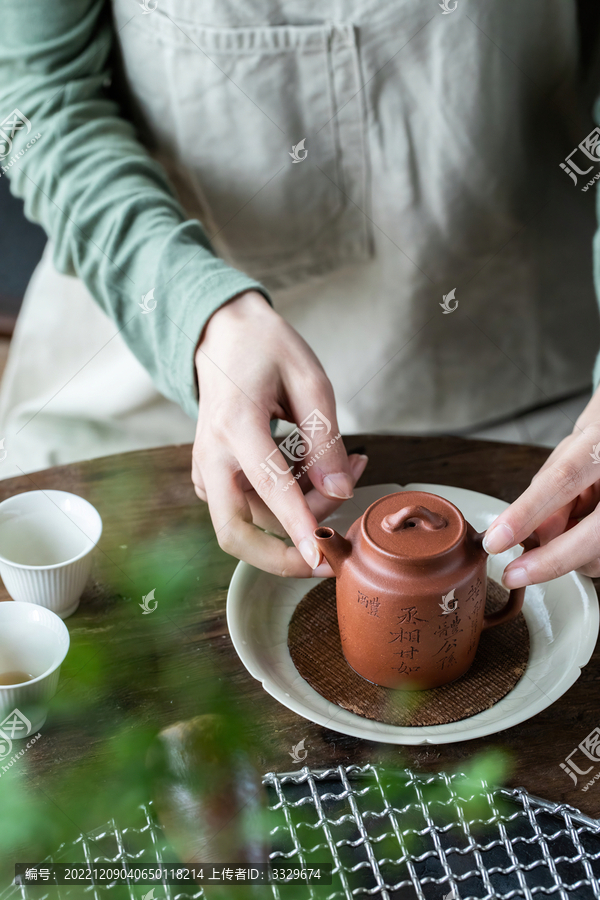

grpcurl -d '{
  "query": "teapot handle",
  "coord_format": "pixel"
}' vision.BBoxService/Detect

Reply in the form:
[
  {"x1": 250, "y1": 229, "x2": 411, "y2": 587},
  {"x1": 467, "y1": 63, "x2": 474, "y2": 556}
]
[{"x1": 481, "y1": 532, "x2": 539, "y2": 630}]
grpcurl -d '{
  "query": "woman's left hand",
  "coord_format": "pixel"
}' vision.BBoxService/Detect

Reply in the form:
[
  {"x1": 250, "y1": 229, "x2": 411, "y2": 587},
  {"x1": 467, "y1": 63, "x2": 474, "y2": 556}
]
[{"x1": 483, "y1": 388, "x2": 600, "y2": 585}]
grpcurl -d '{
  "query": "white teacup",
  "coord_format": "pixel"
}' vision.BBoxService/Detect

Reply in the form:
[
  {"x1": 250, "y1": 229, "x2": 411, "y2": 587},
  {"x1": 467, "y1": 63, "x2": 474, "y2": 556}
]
[
  {"x1": 0, "y1": 602, "x2": 70, "y2": 739},
  {"x1": 0, "y1": 490, "x2": 102, "y2": 618}
]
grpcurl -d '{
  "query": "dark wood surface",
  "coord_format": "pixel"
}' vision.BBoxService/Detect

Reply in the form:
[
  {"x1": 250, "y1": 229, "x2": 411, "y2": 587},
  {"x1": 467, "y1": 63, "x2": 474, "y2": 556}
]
[{"x1": 2, "y1": 435, "x2": 599, "y2": 825}]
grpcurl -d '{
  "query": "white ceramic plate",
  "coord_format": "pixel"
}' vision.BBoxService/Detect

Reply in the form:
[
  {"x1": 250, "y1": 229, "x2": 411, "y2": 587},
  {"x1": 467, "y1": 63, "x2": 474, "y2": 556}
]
[{"x1": 226, "y1": 484, "x2": 599, "y2": 744}]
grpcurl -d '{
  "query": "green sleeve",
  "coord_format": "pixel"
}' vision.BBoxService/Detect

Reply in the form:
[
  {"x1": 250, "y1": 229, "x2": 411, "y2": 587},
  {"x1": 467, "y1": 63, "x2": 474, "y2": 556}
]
[{"x1": 0, "y1": 0, "x2": 270, "y2": 419}]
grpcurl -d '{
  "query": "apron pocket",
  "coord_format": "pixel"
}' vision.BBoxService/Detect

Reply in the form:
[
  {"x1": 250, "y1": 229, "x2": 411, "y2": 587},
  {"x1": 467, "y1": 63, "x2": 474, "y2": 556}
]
[{"x1": 115, "y1": 10, "x2": 372, "y2": 289}]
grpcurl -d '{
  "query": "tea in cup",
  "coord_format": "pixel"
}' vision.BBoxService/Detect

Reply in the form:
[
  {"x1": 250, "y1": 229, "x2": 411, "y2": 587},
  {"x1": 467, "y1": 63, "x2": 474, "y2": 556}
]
[{"x1": 0, "y1": 602, "x2": 70, "y2": 737}]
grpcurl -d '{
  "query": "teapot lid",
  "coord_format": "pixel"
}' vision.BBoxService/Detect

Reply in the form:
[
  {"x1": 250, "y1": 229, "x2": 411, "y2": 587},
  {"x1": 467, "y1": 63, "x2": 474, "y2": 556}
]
[{"x1": 362, "y1": 490, "x2": 466, "y2": 561}]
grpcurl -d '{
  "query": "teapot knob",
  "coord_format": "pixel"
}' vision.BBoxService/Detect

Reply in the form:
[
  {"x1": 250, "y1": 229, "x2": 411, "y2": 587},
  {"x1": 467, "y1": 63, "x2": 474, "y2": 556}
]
[{"x1": 381, "y1": 505, "x2": 448, "y2": 534}]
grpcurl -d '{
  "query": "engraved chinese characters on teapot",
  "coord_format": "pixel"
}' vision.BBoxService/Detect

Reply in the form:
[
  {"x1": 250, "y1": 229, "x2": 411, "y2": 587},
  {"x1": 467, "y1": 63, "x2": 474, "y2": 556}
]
[{"x1": 314, "y1": 491, "x2": 529, "y2": 691}]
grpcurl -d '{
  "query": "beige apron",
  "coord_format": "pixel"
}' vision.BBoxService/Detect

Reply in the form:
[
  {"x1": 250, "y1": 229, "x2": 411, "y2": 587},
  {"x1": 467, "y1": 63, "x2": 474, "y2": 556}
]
[
  {"x1": 0, "y1": 0, "x2": 598, "y2": 474},
  {"x1": 0, "y1": 242, "x2": 196, "y2": 477}
]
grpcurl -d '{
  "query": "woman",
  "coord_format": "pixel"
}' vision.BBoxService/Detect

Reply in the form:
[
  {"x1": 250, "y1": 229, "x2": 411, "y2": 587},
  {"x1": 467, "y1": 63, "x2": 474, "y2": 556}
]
[{"x1": 1, "y1": 0, "x2": 600, "y2": 586}]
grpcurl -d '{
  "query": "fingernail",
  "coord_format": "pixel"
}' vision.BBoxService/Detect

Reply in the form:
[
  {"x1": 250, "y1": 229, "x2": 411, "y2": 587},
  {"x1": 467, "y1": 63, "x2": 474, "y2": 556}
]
[
  {"x1": 299, "y1": 538, "x2": 320, "y2": 570},
  {"x1": 350, "y1": 454, "x2": 369, "y2": 476},
  {"x1": 323, "y1": 472, "x2": 354, "y2": 500},
  {"x1": 502, "y1": 566, "x2": 529, "y2": 589},
  {"x1": 483, "y1": 522, "x2": 514, "y2": 555}
]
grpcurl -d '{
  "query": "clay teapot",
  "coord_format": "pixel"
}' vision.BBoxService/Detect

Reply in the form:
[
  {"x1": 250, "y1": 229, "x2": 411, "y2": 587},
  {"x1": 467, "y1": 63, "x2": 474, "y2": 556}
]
[{"x1": 314, "y1": 490, "x2": 530, "y2": 691}]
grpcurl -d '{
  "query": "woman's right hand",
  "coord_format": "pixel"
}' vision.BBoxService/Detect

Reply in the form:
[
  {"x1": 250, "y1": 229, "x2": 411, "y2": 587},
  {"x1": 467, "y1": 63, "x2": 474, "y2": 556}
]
[{"x1": 192, "y1": 290, "x2": 368, "y2": 577}]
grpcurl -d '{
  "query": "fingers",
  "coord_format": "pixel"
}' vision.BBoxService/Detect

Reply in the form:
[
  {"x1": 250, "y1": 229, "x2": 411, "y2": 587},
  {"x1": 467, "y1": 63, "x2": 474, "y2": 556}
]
[
  {"x1": 578, "y1": 558, "x2": 600, "y2": 577},
  {"x1": 531, "y1": 434, "x2": 574, "y2": 481},
  {"x1": 571, "y1": 483, "x2": 600, "y2": 519},
  {"x1": 501, "y1": 507, "x2": 600, "y2": 588},
  {"x1": 222, "y1": 405, "x2": 370, "y2": 569},
  {"x1": 311, "y1": 559, "x2": 335, "y2": 578},
  {"x1": 193, "y1": 457, "x2": 285, "y2": 541},
  {"x1": 243, "y1": 493, "x2": 289, "y2": 537},
  {"x1": 194, "y1": 443, "x2": 368, "y2": 569},
  {"x1": 223, "y1": 417, "x2": 329, "y2": 569},
  {"x1": 483, "y1": 426, "x2": 600, "y2": 555},
  {"x1": 284, "y1": 373, "x2": 355, "y2": 500},
  {"x1": 203, "y1": 454, "x2": 314, "y2": 578},
  {"x1": 197, "y1": 451, "x2": 367, "y2": 533},
  {"x1": 533, "y1": 505, "x2": 572, "y2": 547},
  {"x1": 192, "y1": 292, "x2": 367, "y2": 577},
  {"x1": 304, "y1": 454, "x2": 369, "y2": 521}
]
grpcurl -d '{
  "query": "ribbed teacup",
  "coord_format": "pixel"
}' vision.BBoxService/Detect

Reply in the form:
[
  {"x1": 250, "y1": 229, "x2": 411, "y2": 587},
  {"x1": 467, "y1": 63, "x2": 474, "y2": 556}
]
[
  {"x1": 0, "y1": 602, "x2": 70, "y2": 739},
  {"x1": 0, "y1": 490, "x2": 102, "y2": 618}
]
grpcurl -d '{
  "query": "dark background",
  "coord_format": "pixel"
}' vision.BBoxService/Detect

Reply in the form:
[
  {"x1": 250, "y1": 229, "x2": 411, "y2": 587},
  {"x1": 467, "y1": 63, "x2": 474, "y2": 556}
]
[
  {"x1": 0, "y1": 0, "x2": 599, "y2": 337},
  {"x1": 0, "y1": 173, "x2": 45, "y2": 334}
]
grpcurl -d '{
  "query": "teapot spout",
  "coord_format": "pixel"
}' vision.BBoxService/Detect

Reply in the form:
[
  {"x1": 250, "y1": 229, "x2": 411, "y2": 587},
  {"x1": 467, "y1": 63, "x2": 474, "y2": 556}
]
[{"x1": 314, "y1": 526, "x2": 352, "y2": 576}]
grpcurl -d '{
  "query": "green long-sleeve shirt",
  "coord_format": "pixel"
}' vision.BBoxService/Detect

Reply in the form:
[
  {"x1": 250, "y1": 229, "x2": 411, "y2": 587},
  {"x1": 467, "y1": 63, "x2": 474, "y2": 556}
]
[
  {"x1": 0, "y1": 0, "x2": 270, "y2": 420},
  {"x1": 3, "y1": 0, "x2": 600, "y2": 424}
]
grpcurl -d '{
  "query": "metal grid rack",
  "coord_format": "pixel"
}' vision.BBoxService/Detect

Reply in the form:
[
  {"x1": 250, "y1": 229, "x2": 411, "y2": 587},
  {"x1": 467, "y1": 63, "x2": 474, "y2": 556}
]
[
  {"x1": 3, "y1": 765, "x2": 600, "y2": 900},
  {"x1": 265, "y1": 766, "x2": 600, "y2": 900}
]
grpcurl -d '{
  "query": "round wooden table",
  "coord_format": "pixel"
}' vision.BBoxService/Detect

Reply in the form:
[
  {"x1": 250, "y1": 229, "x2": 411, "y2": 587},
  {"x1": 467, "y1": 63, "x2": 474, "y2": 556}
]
[{"x1": 0, "y1": 433, "x2": 598, "y2": 877}]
